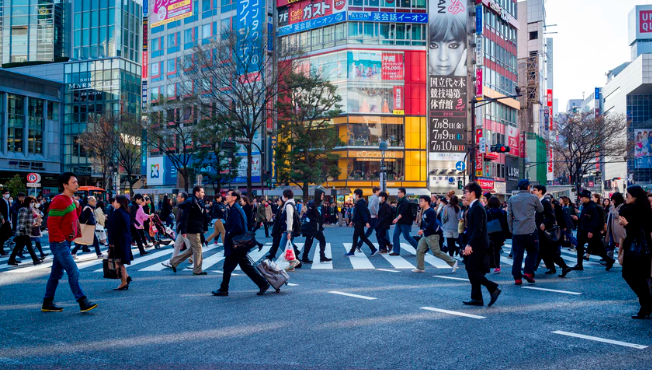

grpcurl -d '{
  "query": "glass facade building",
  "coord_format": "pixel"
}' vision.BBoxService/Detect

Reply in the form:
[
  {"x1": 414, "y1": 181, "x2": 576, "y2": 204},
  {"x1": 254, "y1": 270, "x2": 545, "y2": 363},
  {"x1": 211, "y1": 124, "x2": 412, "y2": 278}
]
[{"x1": 0, "y1": 0, "x2": 67, "y2": 66}]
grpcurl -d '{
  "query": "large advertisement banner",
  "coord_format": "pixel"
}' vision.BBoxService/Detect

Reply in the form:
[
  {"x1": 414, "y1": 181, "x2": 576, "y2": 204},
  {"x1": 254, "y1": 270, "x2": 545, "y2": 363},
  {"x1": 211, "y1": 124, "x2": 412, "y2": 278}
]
[
  {"x1": 277, "y1": 0, "x2": 346, "y2": 35},
  {"x1": 152, "y1": 0, "x2": 194, "y2": 28},
  {"x1": 236, "y1": 0, "x2": 265, "y2": 76},
  {"x1": 635, "y1": 129, "x2": 652, "y2": 168},
  {"x1": 428, "y1": 0, "x2": 468, "y2": 154},
  {"x1": 506, "y1": 125, "x2": 520, "y2": 157}
]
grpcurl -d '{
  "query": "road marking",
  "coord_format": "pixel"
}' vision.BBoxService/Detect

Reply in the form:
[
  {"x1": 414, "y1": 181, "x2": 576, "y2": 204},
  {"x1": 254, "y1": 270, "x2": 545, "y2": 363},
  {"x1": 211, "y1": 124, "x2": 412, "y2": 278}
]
[
  {"x1": 139, "y1": 244, "x2": 220, "y2": 271},
  {"x1": 400, "y1": 243, "x2": 452, "y2": 269},
  {"x1": 420, "y1": 306, "x2": 486, "y2": 319},
  {"x1": 7, "y1": 253, "x2": 98, "y2": 273},
  {"x1": 522, "y1": 286, "x2": 582, "y2": 295},
  {"x1": 236, "y1": 244, "x2": 271, "y2": 271},
  {"x1": 328, "y1": 291, "x2": 377, "y2": 300},
  {"x1": 433, "y1": 275, "x2": 469, "y2": 282},
  {"x1": 552, "y1": 331, "x2": 648, "y2": 349},
  {"x1": 202, "y1": 249, "x2": 226, "y2": 270},
  {"x1": 310, "y1": 243, "x2": 333, "y2": 270},
  {"x1": 287, "y1": 283, "x2": 298, "y2": 286},
  {"x1": 342, "y1": 244, "x2": 374, "y2": 269},
  {"x1": 377, "y1": 268, "x2": 401, "y2": 273}
]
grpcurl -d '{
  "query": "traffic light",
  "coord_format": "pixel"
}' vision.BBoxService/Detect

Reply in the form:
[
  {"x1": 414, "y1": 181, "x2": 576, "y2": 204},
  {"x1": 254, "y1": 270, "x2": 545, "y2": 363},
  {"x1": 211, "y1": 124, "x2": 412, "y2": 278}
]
[
  {"x1": 490, "y1": 144, "x2": 510, "y2": 153},
  {"x1": 458, "y1": 180, "x2": 463, "y2": 189}
]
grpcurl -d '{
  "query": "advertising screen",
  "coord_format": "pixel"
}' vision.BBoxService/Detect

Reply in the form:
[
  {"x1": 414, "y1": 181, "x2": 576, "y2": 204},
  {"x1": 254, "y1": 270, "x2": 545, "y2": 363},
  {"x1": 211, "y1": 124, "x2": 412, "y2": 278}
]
[
  {"x1": 428, "y1": 0, "x2": 468, "y2": 154},
  {"x1": 635, "y1": 129, "x2": 652, "y2": 168},
  {"x1": 152, "y1": 0, "x2": 194, "y2": 28}
]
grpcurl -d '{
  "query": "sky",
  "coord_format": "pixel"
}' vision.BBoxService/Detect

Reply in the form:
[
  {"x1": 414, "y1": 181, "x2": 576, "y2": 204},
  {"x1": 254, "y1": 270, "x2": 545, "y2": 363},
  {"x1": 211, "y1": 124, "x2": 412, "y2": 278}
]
[{"x1": 543, "y1": 0, "x2": 648, "y2": 110}]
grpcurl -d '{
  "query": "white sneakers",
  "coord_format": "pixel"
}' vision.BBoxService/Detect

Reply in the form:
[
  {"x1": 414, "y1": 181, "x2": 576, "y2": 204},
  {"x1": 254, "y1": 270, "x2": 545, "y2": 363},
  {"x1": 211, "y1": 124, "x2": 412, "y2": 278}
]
[
  {"x1": 451, "y1": 261, "x2": 459, "y2": 273},
  {"x1": 412, "y1": 269, "x2": 425, "y2": 273}
]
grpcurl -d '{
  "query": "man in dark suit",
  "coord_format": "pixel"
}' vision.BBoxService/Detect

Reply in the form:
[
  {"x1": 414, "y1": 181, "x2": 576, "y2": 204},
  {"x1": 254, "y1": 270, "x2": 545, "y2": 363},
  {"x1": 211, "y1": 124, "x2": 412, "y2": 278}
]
[
  {"x1": 0, "y1": 189, "x2": 12, "y2": 256},
  {"x1": 532, "y1": 185, "x2": 572, "y2": 278},
  {"x1": 462, "y1": 182, "x2": 501, "y2": 307},
  {"x1": 212, "y1": 189, "x2": 269, "y2": 297}
]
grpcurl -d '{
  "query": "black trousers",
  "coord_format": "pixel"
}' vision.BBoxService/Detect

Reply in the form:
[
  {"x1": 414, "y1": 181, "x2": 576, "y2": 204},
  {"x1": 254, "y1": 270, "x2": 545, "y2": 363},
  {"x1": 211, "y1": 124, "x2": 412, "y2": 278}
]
[
  {"x1": 350, "y1": 223, "x2": 376, "y2": 253},
  {"x1": 0, "y1": 222, "x2": 12, "y2": 255},
  {"x1": 252, "y1": 221, "x2": 269, "y2": 237},
  {"x1": 537, "y1": 230, "x2": 568, "y2": 270},
  {"x1": 622, "y1": 253, "x2": 652, "y2": 311},
  {"x1": 576, "y1": 231, "x2": 611, "y2": 267},
  {"x1": 219, "y1": 249, "x2": 267, "y2": 292},
  {"x1": 303, "y1": 230, "x2": 326, "y2": 261},
  {"x1": 466, "y1": 252, "x2": 498, "y2": 302},
  {"x1": 9, "y1": 235, "x2": 38, "y2": 263},
  {"x1": 447, "y1": 237, "x2": 460, "y2": 257},
  {"x1": 130, "y1": 227, "x2": 147, "y2": 255},
  {"x1": 376, "y1": 228, "x2": 391, "y2": 250}
]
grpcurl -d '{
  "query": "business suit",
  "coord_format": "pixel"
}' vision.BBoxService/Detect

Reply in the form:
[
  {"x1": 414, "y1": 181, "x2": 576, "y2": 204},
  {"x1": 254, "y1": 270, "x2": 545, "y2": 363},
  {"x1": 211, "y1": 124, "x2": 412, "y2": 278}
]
[
  {"x1": 464, "y1": 200, "x2": 498, "y2": 303},
  {"x1": 0, "y1": 198, "x2": 12, "y2": 255},
  {"x1": 536, "y1": 197, "x2": 568, "y2": 271}
]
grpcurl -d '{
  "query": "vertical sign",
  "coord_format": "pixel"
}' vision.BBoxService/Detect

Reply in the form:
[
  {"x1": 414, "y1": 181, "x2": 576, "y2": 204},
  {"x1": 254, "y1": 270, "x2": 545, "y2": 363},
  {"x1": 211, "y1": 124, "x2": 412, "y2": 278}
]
[
  {"x1": 475, "y1": 67, "x2": 483, "y2": 97},
  {"x1": 476, "y1": 5, "x2": 483, "y2": 34},
  {"x1": 142, "y1": 8, "x2": 148, "y2": 111},
  {"x1": 546, "y1": 89, "x2": 552, "y2": 107},
  {"x1": 475, "y1": 129, "x2": 483, "y2": 177},
  {"x1": 141, "y1": 129, "x2": 148, "y2": 175},
  {"x1": 428, "y1": 0, "x2": 468, "y2": 154},
  {"x1": 475, "y1": 34, "x2": 483, "y2": 66},
  {"x1": 547, "y1": 147, "x2": 554, "y2": 181},
  {"x1": 236, "y1": 0, "x2": 265, "y2": 78}
]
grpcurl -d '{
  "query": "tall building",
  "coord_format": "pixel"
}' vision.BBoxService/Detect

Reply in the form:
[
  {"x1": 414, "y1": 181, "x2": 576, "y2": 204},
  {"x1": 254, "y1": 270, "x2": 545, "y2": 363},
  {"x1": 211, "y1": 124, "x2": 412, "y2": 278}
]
[
  {"x1": 517, "y1": 0, "x2": 549, "y2": 186},
  {"x1": 0, "y1": 0, "x2": 69, "y2": 66},
  {"x1": 472, "y1": 0, "x2": 520, "y2": 197},
  {"x1": 7, "y1": 0, "x2": 143, "y2": 186}
]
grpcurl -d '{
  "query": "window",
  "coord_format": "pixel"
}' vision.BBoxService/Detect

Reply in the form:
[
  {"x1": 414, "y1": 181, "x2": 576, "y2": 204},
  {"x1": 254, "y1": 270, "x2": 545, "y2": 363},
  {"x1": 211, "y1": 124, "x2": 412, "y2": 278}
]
[
  {"x1": 28, "y1": 98, "x2": 44, "y2": 154},
  {"x1": 7, "y1": 94, "x2": 24, "y2": 152},
  {"x1": 47, "y1": 101, "x2": 59, "y2": 120},
  {"x1": 529, "y1": 31, "x2": 538, "y2": 40},
  {"x1": 202, "y1": 24, "x2": 211, "y2": 39}
]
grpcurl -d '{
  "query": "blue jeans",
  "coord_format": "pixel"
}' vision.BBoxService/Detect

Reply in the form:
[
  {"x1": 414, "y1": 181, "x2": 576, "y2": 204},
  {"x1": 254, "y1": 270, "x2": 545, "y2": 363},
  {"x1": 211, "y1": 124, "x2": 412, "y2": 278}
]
[
  {"x1": 277, "y1": 232, "x2": 300, "y2": 259},
  {"x1": 392, "y1": 224, "x2": 418, "y2": 254},
  {"x1": 511, "y1": 232, "x2": 539, "y2": 279},
  {"x1": 44, "y1": 240, "x2": 85, "y2": 301}
]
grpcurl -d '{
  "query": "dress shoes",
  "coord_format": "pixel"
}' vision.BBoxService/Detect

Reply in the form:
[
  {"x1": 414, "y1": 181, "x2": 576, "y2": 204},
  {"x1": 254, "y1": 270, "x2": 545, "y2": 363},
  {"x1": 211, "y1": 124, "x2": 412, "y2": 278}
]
[
  {"x1": 463, "y1": 299, "x2": 484, "y2": 306},
  {"x1": 257, "y1": 283, "x2": 270, "y2": 296},
  {"x1": 488, "y1": 288, "x2": 501, "y2": 307},
  {"x1": 570, "y1": 265, "x2": 584, "y2": 271},
  {"x1": 212, "y1": 290, "x2": 228, "y2": 296},
  {"x1": 559, "y1": 267, "x2": 572, "y2": 278}
]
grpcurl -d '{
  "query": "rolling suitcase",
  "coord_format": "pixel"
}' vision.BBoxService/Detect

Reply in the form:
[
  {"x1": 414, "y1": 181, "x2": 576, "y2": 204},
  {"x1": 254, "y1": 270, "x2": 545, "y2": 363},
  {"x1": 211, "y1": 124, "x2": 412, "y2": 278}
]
[{"x1": 255, "y1": 258, "x2": 289, "y2": 293}]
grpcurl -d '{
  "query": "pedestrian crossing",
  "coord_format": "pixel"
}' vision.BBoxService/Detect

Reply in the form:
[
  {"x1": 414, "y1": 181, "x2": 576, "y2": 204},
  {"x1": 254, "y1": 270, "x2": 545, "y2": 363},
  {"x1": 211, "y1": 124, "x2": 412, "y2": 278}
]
[{"x1": 0, "y1": 239, "x2": 619, "y2": 274}]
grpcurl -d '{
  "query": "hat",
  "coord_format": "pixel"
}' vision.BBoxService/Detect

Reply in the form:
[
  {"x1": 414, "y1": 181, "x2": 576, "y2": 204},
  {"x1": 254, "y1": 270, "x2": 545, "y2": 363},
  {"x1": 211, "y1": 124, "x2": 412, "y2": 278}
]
[
  {"x1": 517, "y1": 179, "x2": 531, "y2": 188},
  {"x1": 579, "y1": 189, "x2": 592, "y2": 198}
]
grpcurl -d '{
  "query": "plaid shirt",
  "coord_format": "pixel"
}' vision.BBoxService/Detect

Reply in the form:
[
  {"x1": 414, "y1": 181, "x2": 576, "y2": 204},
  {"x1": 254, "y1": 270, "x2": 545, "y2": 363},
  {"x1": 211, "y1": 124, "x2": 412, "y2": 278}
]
[{"x1": 15, "y1": 207, "x2": 33, "y2": 237}]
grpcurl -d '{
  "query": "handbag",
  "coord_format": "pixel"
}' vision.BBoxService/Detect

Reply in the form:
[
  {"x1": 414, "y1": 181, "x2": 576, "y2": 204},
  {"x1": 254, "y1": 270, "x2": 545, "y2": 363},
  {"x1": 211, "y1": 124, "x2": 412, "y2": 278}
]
[
  {"x1": 103, "y1": 247, "x2": 122, "y2": 279},
  {"x1": 627, "y1": 228, "x2": 651, "y2": 259},
  {"x1": 74, "y1": 224, "x2": 95, "y2": 245},
  {"x1": 458, "y1": 219, "x2": 465, "y2": 234},
  {"x1": 231, "y1": 205, "x2": 256, "y2": 252},
  {"x1": 543, "y1": 226, "x2": 563, "y2": 242}
]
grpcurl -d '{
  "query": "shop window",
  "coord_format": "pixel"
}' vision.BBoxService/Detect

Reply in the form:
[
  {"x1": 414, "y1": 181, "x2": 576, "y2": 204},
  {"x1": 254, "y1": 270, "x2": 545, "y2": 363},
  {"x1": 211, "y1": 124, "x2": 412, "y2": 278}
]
[
  {"x1": 346, "y1": 123, "x2": 404, "y2": 147},
  {"x1": 346, "y1": 157, "x2": 404, "y2": 181}
]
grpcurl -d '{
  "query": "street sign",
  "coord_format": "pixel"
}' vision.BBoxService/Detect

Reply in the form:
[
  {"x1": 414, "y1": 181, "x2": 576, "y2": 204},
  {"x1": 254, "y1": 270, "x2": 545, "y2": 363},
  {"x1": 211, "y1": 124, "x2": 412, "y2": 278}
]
[
  {"x1": 455, "y1": 161, "x2": 466, "y2": 171},
  {"x1": 26, "y1": 183, "x2": 41, "y2": 188},
  {"x1": 26, "y1": 173, "x2": 41, "y2": 183}
]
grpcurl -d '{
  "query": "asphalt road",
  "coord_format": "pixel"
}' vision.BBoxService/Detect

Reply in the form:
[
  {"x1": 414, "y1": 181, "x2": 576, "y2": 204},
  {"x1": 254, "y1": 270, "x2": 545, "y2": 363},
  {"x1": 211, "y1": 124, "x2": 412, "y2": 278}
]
[{"x1": 1, "y1": 225, "x2": 651, "y2": 369}]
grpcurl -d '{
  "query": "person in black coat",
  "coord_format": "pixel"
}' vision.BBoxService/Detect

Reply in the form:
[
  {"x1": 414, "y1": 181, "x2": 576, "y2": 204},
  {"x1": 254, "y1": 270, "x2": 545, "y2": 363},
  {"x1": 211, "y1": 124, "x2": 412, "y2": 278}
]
[
  {"x1": 571, "y1": 190, "x2": 615, "y2": 270},
  {"x1": 302, "y1": 188, "x2": 332, "y2": 263},
  {"x1": 0, "y1": 189, "x2": 12, "y2": 256},
  {"x1": 346, "y1": 189, "x2": 377, "y2": 256},
  {"x1": 532, "y1": 186, "x2": 572, "y2": 278},
  {"x1": 462, "y1": 182, "x2": 500, "y2": 307},
  {"x1": 108, "y1": 196, "x2": 133, "y2": 290},
  {"x1": 212, "y1": 190, "x2": 269, "y2": 296},
  {"x1": 618, "y1": 185, "x2": 652, "y2": 319},
  {"x1": 376, "y1": 191, "x2": 393, "y2": 253},
  {"x1": 486, "y1": 196, "x2": 508, "y2": 273}
]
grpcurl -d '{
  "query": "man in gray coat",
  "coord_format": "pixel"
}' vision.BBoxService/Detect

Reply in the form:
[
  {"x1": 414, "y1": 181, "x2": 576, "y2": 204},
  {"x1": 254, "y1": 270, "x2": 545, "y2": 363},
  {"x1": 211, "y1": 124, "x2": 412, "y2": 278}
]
[{"x1": 507, "y1": 179, "x2": 543, "y2": 285}]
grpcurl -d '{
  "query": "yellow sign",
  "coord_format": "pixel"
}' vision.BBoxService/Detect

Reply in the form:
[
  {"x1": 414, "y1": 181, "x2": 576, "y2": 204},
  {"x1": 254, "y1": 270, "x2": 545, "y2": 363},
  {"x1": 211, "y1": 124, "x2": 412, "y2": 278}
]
[
  {"x1": 476, "y1": 170, "x2": 483, "y2": 177},
  {"x1": 393, "y1": 110, "x2": 404, "y2": 115}
]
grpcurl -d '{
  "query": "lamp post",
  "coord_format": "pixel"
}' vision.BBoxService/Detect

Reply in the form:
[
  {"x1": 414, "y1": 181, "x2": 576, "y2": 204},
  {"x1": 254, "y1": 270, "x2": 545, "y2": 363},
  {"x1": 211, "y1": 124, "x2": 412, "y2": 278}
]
[{"x1": 379, "y1": 141, "x2": 388, "y2": 192}]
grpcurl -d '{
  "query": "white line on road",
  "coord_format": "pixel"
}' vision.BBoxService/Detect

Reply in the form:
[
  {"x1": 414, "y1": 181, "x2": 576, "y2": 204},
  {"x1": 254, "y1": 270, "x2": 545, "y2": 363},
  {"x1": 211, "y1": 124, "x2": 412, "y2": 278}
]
[
  {"x1": 287, "y1": 283, "x2": 299, "y2": 286},
  {"x1": 342, "y1": 244, "x2": 374, "y2": 269},
  {"x1": 420, "y1": 306, "x2": 486, "y2": 319},
  {"x1": 433, "y1": 275, "x2": 469, "y2": 282},
  {"x1": 552, "y1": 331, "x2": 648, "y2": 349},
  {"x1": 376, "y1": 268, "x2": 401, "y2": 273},
  {"x1": 310, "y1": 243, "x2": 333, "y2": 270},
  {"x1": 328, "y1": 291, "x2": 377, "y2": 300},
  {"x1": 522, "y1": 286, "x2": 582, "y2": 295},
  {"x1": 400, "y1": 243, "x2": 452, "y2": 269}
]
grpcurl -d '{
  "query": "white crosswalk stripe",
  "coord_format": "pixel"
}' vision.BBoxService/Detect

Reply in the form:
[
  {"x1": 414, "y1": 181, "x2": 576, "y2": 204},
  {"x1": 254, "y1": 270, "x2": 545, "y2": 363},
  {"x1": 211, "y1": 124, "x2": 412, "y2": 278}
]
[
  {"x1": 310, "y1": 243, "x2": 333, "y2": 269},
  {"x1": 342, "y1": 243, "x2": 374, "y2": 269},
  {"x1": 139, "y1": 244, "x2": 221, "y2": 271},
  {"x1": 399, "y1": 243, "x2": 451, "y2": 269}
]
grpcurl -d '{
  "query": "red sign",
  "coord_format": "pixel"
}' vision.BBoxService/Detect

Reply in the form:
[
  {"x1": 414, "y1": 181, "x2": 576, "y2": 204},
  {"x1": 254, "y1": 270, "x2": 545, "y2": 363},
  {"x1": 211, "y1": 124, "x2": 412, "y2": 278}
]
[
  {"x1": 478, "y1": 178, "x2": 494, "y2": 190},
  {"x1": 393, "y1": 86, "x2": 404, "y2": 110},
  {"x1": 26, "y1": 173, "x2": 39, "y2": 183},
  {"x1": 547, "y1": 147, "x2": 554, "y2": 174},
  {"x1": 381, "y1": 53, "x2": 404, "y2": 80},
  {"x1": 142, "y1": 52, "x2": 148, "y2": 79},
  {"x1": 475, "y1": 68, "x2": 483, "y2": 97},
  {"x1": 143, "y1": 18, "x2": 149, "y2": 51},
  {"x1": 506, "y1": 126, "x2": 520, "y2": 157},
  {"x1": 547, "y1": 89, "x2": 553, "y2": 107},
  {"x1": 475, "y1": 129, "x2": 483, "y2": 174},
  {"x1": 640, "y1": 10, "x2": 652, "y2": 33},
  {"x1": 287, "y1": 0, "x2": 336, "y2": 25}
]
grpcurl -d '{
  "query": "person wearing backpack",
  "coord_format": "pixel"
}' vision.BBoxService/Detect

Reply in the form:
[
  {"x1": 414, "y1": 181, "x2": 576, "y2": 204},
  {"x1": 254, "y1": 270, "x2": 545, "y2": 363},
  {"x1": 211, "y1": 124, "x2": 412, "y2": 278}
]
[
  {"x1": 412, "y1": 195, "x2": 459, "y2": 273},
  {"x1": 301, "y1": 188, "x2": 332, "y2": 264},
  {"x1": 345, "y1": 189, "x2": 378, "y2": 256},
  {"x1": 391, "y1": 187, "x2": 418, "y2": 256}
]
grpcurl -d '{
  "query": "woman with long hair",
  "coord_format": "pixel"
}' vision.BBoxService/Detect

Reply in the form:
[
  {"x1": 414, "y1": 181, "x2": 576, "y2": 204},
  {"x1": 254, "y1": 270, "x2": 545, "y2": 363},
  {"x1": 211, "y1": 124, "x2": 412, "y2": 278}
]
[
  {"x1": 618, "y1": 185, "x2": 652, "y2": 319},
  {"x1": 442, "y1": 195, "x2": 463, "y2": 257},
  {"x1": 108, "y1": 196, "x2": 134, "y2": 290}
]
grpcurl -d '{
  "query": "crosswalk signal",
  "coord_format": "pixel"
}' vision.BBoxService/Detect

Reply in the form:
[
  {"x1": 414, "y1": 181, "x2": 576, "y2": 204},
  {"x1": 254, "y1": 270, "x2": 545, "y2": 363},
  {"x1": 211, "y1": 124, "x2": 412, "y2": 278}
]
[
  {"x1": 458, "y1": 180, "x2": 463, "y2": 189},
  {"x1": 490, "y1": 144, "x2": 510, "y2": 153}
]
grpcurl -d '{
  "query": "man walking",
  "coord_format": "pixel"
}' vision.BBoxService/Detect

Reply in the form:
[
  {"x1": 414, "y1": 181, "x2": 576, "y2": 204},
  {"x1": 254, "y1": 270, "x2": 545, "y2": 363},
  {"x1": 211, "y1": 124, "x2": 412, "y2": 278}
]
[
  {"x1": 212, "y1": 190, "x2": 269, "y2": 296},
  {"x1": 355, "y1": 186, "x2": 380, "y2": 252},
  {"x1": 346, "y1": 189, "x2": 378, "y2": 256},
  {"x1": 274, "y1": 189, "x2": 302, "y2": 267},
  {"x1": 412, "y1": 195, "x2": 459, "y2": 273},
  {"x1": 42, "y1": 172, "x2": 97, "y2": 312},
  {"x1": 161, "y1": 192, "x2": 190, "y2": 268},
  {"x1": 571, "y1": 189, "x2": 616, "y2": 271},
  {"x1": 507, "y1": 179, "x2": 543, "y2": 285},
  {"x1": 391, "y1": 187, "x2": 418, "y2": 256},
  {"x1": 165, "y1": 186, "x2": 208, "y2": 275},
  {"x1": 302, "y1": 188, "x2": 332, "y2": 264},
  {"x1": 0, "y1": 189, "x2": 12, "y2": 257},
  {"x1": 462, "y1": 182, "x2": 501, "y2": 307},
  {"x1": 532, "y1": 185, "x2": 572, "y2": 278}
]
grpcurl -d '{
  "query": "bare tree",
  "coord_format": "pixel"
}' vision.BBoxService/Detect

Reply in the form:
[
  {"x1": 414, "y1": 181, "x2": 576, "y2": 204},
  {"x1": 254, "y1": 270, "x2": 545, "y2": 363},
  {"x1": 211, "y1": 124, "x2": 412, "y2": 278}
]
[
  {"x1": 114, "y1": 114, "x2": 144, "y2": 195},
  {"x1": 551, "y1": 112, "x2": 629, "y2": 194},
  {"x1": 173, "y1": 27, "x2": 301, "y2": 197},
  {"x1": 77, "y1": 113, "x2": 118, "y2": 189},
  {"x1": 275, "y1": 71, "x2": 343, "y2": 201}
]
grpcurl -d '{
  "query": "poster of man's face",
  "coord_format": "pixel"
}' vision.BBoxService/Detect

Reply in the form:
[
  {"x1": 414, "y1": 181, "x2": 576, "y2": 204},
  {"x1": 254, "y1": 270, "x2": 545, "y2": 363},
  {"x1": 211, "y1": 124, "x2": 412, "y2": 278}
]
[{"x1": 428, "y1": 0, "x2": 468, "y2": 77}]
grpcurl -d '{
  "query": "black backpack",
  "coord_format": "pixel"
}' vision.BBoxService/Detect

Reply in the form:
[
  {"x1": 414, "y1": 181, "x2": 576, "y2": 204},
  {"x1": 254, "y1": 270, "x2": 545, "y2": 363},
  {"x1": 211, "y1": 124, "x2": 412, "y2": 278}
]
[
  {"x1": 285, "y1": 203, "x2": 302, "y2": 236},
  {"x1": 409, "y1": 201, "x2": 418, "y2": 222}
]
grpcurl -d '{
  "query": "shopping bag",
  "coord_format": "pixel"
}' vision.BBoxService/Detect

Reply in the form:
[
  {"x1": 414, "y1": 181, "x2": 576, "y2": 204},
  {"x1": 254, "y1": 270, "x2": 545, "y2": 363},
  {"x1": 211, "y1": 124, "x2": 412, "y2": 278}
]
[
  {"x1": 283, "y1": 241, "x2": 296, "y2": 261},
  {"x1": 74, "y1": 224, "x2": 95, "y2": 245}
]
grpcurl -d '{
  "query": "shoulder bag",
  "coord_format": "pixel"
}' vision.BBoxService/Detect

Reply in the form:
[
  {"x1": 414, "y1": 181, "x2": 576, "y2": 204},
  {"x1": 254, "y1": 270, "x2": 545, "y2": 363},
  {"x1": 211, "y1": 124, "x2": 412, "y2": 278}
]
[
  {"x1": 74, "y1": 206, "x2": 95, "y2": 245},
  {"x1": 231, "y1": 206, "x2": 256, "y2": 252},
  {"x1": 486, "y1": 210, "x2": 502, "y2": 234},
  {"x1": 627, "y1": 228, "x2": 651, "y2": 259}
]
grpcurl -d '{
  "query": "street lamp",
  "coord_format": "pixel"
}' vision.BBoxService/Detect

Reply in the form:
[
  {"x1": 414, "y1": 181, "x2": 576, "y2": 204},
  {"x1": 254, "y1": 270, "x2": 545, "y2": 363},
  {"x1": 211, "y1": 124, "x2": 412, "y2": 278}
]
[{"x1": 379, "y1": 141, "x2": 388, "y2": 192}]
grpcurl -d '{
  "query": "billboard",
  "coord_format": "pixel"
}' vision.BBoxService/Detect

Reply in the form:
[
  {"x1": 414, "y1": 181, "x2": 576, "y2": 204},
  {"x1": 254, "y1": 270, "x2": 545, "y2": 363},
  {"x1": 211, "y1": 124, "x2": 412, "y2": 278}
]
[
  {"x1": 506, "y1": 125, "x2": 520, "y2": 157},
  {"x1": 428, "y1": 0, "x2": 468, "y2": 155},
  {"x1": 347, "y1": 11, "x2": 427, "y2": 23},
  {"x1": 236, "y1": 0, "x2": 265, "y2": 76},
  {"x1": 152, "y1": 0, "x2": 194, "y2": 28},
  {"x1": 147, "y1": 157, "x2": 164, "y2": 186},
  {"x1": 635, "y1": 129, "x2": 652, "y2": 168}
]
